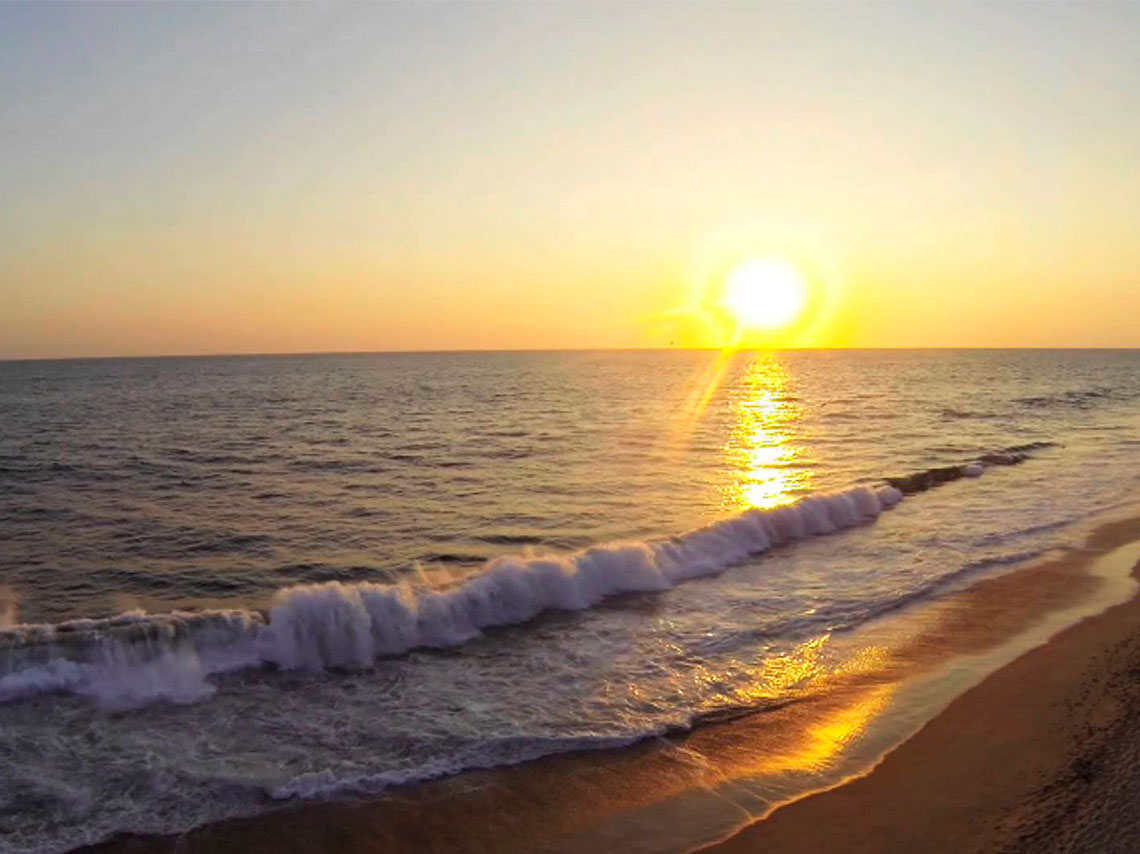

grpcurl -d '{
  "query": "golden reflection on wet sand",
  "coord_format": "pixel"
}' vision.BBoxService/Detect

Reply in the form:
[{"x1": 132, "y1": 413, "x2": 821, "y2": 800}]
[
  {"x1": 748, "y1": 681, "x2": 895, "y2": 779},
  {"x1": 725, "y1": 638, "x2": 894, "y2": 778}
]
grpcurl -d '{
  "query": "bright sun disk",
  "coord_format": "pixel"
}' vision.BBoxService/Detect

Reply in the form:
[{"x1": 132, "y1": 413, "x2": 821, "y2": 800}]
[{"x1": 722, "y1": 258, "x2": 808, "y2": 331}]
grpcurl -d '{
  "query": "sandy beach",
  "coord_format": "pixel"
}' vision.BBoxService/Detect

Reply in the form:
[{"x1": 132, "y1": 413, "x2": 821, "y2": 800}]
[{"x1": 74, "y1": 513, "x2": 1140, "y2": 854}]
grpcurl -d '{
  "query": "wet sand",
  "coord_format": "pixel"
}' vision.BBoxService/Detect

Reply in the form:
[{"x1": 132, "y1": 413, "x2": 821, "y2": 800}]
[
  {"x1": 78, "y1": 514, "x2": 1140, "y2": 854},
  {"x1": 703, "y1": 514, "x2": 1140, "y2": 854}
]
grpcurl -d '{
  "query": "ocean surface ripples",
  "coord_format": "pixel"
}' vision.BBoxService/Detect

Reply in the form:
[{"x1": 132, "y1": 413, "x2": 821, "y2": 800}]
[{"x1": 2, "y1": 349, "x2": 1140, "y2": 853}]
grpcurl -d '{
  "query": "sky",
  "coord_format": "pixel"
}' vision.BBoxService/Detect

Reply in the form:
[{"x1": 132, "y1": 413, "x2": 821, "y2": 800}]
[{"x1": 2, "y1": 1, "x2": 1139, "y2": 358}]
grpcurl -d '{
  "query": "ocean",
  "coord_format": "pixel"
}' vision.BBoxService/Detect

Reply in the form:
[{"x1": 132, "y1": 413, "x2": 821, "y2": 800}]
[{"x1": 2, "y1": 349, "x2": 1139, "y2": 853}]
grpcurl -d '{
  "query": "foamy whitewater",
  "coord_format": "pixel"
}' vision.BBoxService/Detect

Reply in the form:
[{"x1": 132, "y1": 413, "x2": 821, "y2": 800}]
[
  {"x1": 2, "y1": 350, "x2": 1139, "y2": 853},
  {"x1": 0, "y1": 483, "x2": 903, "y2": 710}
]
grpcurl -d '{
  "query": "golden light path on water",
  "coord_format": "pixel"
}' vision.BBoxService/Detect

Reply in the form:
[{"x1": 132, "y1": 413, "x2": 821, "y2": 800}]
[
  {"x1": 725, "y1": 357, "x2": 812, "y2": 511},
  {"x1": 660, "y1": 349, "x2": 893, "y2": 784},
  {"x1": 705, "y1": 357, "x2": 894, "y2": 777},
  {"x1": 720, "y1": 362, "x2": 894, "y2": 776}
]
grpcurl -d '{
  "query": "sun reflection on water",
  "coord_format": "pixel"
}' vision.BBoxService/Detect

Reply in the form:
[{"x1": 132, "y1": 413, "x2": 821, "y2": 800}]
[
  {"x1": 725, "y1": 358, "x2": 812, "y2": 510},
  {"x1": 719, "y1": 636, "x2": 895, "y2": 776},
  {"x1": 744, "y1": 641, "x2": 895, "y2": 776},
  {"x1": 733, "y1": 635, "x2": 829, "y2": 704},
  {"x1": 775, "y1": 681, "x2": 895, "y2": 772}
]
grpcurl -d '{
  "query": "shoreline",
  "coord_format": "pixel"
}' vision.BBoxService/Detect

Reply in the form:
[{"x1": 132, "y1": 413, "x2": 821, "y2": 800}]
[
  {"x1": 700, "y1": 513, "x2": 1140, "y2": 854},
  {"x1": 74, "y1": 511, "x2": 1140, "y2": 854}
]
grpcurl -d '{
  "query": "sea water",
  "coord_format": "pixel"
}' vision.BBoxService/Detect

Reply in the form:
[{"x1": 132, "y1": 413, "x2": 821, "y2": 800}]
[{"x1": 2, "y1": 350, "x2": 1139, "y2": 852}]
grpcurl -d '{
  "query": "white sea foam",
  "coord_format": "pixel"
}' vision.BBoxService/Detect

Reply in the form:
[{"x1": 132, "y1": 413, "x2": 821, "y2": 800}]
[
  {"x1": 0, "y1": 485, "x2": 902, "y2": 709},
  {"x1": 265, "y1": 732, "x2": 650, "y2": 801},
  {"x1": 0, "y1": 648, "x2": 216, "y2": 709},
  {"x1": 258, "y1": 485, "x2": 899, "y2": 670}
]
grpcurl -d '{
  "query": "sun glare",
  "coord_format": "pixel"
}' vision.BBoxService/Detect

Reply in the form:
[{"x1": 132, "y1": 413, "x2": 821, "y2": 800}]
[{"x1": 722, "y1": 258, "x2": 808, "y2": 331}]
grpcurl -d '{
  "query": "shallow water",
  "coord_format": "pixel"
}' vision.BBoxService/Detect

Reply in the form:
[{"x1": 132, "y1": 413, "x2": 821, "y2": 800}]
[{"x1": 2, "y1": 350, "x2": 1139, "y2": 853}]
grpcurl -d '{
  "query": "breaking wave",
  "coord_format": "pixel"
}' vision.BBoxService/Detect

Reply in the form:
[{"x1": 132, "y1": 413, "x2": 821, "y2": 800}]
[
  {"x1": 0, "y1": 444, "x2": 1053, "y2": 711},
  {"x1": 0, "y1": 486, "x2": 898, "y2": 709}
]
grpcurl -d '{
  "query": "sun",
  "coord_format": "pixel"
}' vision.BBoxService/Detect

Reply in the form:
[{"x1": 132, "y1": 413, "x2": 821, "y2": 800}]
[{"x1": 721, "y1": 257, "x2": 808, "y2": 331}]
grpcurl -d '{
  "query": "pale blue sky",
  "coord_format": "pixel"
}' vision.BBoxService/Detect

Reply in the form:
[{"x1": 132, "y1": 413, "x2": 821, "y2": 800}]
[{"x1": 3, "y1": 2, "x2": 1139, "y2": 357}]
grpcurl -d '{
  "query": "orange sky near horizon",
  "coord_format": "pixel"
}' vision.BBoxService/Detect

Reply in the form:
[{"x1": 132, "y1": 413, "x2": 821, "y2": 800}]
[{"x1": 3, "y1": 3, "x2": 1139, "y2": 359}]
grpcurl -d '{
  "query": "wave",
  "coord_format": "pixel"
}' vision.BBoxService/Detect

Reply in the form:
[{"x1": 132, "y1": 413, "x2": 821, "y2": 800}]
[
  {"x1": 0, "y1": 444, "x2": 1053, "y2": 711},
  {"x1": 940, "y1": 407, "x2": 1002, "y2": 420},
  {"x1": 266, "y1": 732, "x2": 653, "y2": 801},
  {"x1": 693, "y1": 547, "x2": 1048, "y2": 658},
  {"x1": 945, "y1": 385, "x2": 1130, "y2": 419},
  {"x1": 0, "y1": 486, "x2": 898, "y2": 709},
  {"x1": 271, "y1": 700, "x2": 801, "y2": 802},
  {"x1": 885, "y1": 441, "x2": 1056, "y2": 495},
  {"x1": 1016, "y1": 388, "x2": 1116, "y2": 410}
]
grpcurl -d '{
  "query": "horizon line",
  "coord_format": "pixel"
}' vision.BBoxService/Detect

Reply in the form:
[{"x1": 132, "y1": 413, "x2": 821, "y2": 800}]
[{"x1": 4, "y1": 345, "x2": 1140, "y2": 364}]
